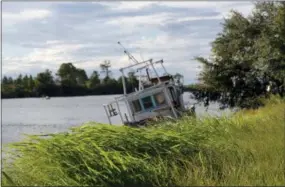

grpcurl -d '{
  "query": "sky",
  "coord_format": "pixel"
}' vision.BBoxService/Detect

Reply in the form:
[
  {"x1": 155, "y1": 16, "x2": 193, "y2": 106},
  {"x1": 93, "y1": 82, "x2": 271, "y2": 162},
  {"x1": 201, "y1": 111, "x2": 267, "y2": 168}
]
[{"x1": 2, "y1": 1, "x2": 255, "y2": 84}]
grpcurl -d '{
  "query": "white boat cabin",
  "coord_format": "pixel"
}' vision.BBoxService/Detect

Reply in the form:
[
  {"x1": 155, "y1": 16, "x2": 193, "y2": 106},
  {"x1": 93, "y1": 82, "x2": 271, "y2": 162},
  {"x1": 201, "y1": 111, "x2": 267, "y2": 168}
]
[
  {"x1": 102, "y1": 42, "x2": 191, "y2": 126},
  {"x1": 103, "y1": 57, "x2": 187, "y2": 126}
]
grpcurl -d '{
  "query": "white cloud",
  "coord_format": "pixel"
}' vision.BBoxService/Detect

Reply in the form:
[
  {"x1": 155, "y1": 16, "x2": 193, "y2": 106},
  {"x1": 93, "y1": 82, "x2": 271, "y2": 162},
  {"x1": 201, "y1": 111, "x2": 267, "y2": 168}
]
[
  {"x1": 104, "y1": 2, "x2": 254, "y2": 31},
  {"x1": 96, "y1": 1, "x2": 221, "y2": 10},
  {"x1": 2, "y1": 33, "x2": 213, "y2": 80},
  {"x1": 28, "y1": 49, "x2": 68, "y2": 62},
  {"x1": 2, "y1": 40, "x2": 138, "y2": 77},
  {"x1": 3, "y1": 9, "x2": 51, "y2": 24},
  {"x1": 27, "y1": 42, "x2": 92, "y2": 63},
  {"x1": 2, "y1": 1, "x2": 256, "y2": 83},
  {"x1": 158, "y1": 1, "x2": 255, "y2": 20},
  {"x1": 159, "y1": 1, "x2": 220, "y2": 9},
  {"x1": 106, "y1": 13, "x2": 174, "y2": 26},
  {"x1": 92, "y1": 1, "x2": 155, "y2": 10},
  {"x1": 2, "y1": 42, "x2": 93, "y2": 74},
  {"x1": 177, "y1": 15, "x2": 223, "y2": 22},
  {"x1": 110, "y1": 1, "x2": 156, "y2": 10},
  {"x1": 95, "y1": 1, "x2": 254, "y2": 18},
  {"x1": 130, "y1": 34, "x2": 210, "y2": 52},
  {"x1": 155, "y1": 1, "x2": 254, "y2": 17},
  {"x1": 45, "y1": 40, "x2": 62, "y2": 45}
]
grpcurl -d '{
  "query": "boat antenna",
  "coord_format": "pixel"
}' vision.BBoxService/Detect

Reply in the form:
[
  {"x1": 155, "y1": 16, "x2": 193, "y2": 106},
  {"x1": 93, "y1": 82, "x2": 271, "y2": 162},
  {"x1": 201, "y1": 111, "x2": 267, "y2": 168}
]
[{"x1": 118, "y1": 41, "x2": 139, "y2": 64}]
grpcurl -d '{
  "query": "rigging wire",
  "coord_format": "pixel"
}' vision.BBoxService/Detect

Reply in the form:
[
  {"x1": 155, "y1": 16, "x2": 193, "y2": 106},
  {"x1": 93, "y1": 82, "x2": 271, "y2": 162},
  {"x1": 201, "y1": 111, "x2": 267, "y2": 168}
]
[{"x1": 118, "y1": 41, "x2": 139, "y2": 64}]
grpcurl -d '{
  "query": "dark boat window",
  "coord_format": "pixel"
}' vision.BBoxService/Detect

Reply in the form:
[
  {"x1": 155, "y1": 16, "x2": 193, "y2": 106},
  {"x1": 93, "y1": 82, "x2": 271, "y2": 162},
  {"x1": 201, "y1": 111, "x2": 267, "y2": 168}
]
[
  {"x1": 132, "y1": 100, "x2": 142, "y2": 112},
  {"x1": 154, "y1": 92, "x2": 166, "y2": 105},
  {"x1": 142, "y1": 96, "x2": 154, "y2": 110}
]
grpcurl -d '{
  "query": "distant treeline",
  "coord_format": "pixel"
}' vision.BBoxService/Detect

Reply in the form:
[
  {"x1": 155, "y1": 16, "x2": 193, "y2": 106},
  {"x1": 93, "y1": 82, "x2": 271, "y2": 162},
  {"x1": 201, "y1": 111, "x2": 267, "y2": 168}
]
[{"x1": 1, "y1": 61, "x2": 140, "y2": 99}]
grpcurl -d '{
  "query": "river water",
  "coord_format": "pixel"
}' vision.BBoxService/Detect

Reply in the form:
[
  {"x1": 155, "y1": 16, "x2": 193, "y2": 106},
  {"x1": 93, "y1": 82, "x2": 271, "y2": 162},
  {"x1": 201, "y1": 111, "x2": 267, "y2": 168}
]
[{"x1": 2, "y1": 93, "x2": 231, "y2": 144}]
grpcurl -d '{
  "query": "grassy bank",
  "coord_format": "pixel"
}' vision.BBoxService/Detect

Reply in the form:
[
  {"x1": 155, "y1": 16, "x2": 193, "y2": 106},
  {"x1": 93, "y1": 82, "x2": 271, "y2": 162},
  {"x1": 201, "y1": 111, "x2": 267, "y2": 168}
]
[{"x1": 2, "y1": 96, "x2": 285, "y2": 186}]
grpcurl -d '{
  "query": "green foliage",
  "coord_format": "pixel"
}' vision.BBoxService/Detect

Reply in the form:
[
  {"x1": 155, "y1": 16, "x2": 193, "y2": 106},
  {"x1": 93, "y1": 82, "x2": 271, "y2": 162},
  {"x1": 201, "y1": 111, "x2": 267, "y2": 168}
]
[
  {"x1": 35, "y1": 69, "x2": 56, "y2": 96},
  {"x1": 1, "y1": 61, "x2": 139, "y2": 98},
  {"x1": 87, "y1": 71, "x2": 100, "y2": 89},
  {"x1": 57, "y1": 63, "x2": 83, "y2": 87},
  {"x1": 2, "y1": 97, "x2": 284, "y2": 186},
  {"x1": 193, "y1": 2, "x2": 285, "y2": 109}
]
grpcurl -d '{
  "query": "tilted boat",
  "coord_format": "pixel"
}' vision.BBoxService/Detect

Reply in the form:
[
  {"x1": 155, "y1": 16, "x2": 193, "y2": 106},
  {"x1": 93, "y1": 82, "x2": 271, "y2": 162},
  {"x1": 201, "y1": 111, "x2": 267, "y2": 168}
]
[{"x1": 103, "y1": 42, "x2": 195, "y2": 126}]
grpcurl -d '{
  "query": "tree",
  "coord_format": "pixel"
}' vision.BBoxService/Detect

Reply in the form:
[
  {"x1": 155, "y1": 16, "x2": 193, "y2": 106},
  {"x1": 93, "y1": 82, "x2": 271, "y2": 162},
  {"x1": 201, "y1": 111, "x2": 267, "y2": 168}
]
[
  {"x1": 1, "y1": 76, "x2": 15, "y2": 98},
  {"x1": 1, "y1": 62, "x2": 138, "y2": 98},
  {"x1": 193, "y1": 2, "x2": 285, "y2": 109},
  {"x1": 57, "y1": 63, "x2": 78, "y2": 87},
  {"x1": 35, "y1": 69, "x2": 56, "y2": 96},
  {"x1": 87, "y1": 71, "x2": 100, "y2": 89},
  {"x1": 8, "y1": 77, "x2": 14, "y2": 84},
  {"x1": 28, "y1": 75, "x2": 35, "y2": 92},
  {"x1": 22, "y1": 75, "x2": 29, "y2": 89},
  {"x1": 76, "y1": 68, "x2": 88, "y2": 86},
  {"x1": 2, "y1": 76, "x2": 9, "y2": 85},
  {"x1": 15, "y1": 74, "x2": 23, "y2": 86}
]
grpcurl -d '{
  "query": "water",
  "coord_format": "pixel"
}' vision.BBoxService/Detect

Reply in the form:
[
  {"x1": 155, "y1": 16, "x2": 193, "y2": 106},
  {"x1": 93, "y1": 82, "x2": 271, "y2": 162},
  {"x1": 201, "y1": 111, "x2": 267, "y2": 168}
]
[{"x1": 2, "y1": 93, "x2": 231, "y2": 144}]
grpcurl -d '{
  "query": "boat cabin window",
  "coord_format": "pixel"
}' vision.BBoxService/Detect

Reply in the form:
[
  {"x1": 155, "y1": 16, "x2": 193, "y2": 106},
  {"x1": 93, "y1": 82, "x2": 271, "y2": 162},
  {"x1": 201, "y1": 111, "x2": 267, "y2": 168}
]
[
  {"x1": 154, "y1": 92, "x2": 166, "y2": 105},
  {"x1": 141, "y1": 96, "x2": 154, "y2": 110},
  {"x1": 132, "y1": 99, "x2": 142, "y2": 112},
  {"x1": 131, "y1": 92, "x2": 167, "y2": 113}
]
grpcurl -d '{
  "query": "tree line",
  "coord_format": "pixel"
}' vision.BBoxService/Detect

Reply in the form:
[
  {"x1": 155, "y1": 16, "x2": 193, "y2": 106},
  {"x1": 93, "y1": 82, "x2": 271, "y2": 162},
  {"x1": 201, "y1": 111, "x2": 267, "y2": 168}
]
[
  {"x1": 188, "y1": 2, "x2": 285, "y2": 109},
  {"x1": 1, "y1": 61, "x2": 139, "y2": 98}
]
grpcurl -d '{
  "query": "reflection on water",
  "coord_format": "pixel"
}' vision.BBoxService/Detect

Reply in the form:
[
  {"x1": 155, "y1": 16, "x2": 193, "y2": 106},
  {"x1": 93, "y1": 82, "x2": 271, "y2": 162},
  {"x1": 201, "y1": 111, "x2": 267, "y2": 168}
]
[{"x1": 2, "y1": 93, "x2": 231, "y2": 144}]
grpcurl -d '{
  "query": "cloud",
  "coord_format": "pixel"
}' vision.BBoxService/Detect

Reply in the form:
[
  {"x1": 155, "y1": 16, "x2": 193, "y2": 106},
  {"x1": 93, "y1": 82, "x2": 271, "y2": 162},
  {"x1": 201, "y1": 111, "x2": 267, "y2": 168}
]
[
  {"x1": 96, "y1": 1, "x2": 218, "y2": 10},
  {"x1": 97, "y1": 1, "x2": 254, "y2": 18},
  {"x1": 2, "y1": 42, "x2": 92, "y2": 75},
  {"x1": 3, "y1": 9, "x2": 51, "y2": 24},
  {"x1": 103, "y1": 1, "x2": 156, "y2": 10},
  {"x1": 106, "y1": 12, "x2": 174, "y2": 27},
  {"x1": 176, "y1": 14, "x2": 223, "y2": 22},
  {"x1": 2, "y1": 1, "x2": 255, "y2": 83}
]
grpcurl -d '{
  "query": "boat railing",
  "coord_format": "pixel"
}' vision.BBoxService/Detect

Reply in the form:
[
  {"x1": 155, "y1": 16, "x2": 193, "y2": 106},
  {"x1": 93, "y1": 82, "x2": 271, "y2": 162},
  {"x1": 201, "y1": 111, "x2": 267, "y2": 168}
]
[
  {"x1": 119, "y1": 59, "x2": 168, "y2": 95},
  {"x1": 103, "y1": 98, "x2": 124, "y2": 125}
]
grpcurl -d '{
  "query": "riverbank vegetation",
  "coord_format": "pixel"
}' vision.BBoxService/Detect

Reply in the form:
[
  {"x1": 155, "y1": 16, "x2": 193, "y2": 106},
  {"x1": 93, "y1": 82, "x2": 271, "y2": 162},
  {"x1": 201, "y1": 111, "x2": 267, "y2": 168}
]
[
  {"x1": 1, "y1": 61, "x2": 140, "y2": 98},
  {"x1": 1, "y1": 61, "x2": 184, "y2": 99},
  {"x1": 2, "y1": 96, "x2": 284, "y2": 186},
  {"x1": 189, "y1": 2, "x2": 285, "y2": 109}
]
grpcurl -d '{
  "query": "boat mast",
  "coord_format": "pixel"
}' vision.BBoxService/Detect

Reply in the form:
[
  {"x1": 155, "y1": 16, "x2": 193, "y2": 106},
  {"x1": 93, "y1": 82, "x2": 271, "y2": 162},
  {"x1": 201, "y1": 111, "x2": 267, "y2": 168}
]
[
  {"x1": 118, "y1": 41, "x2": 142, "y2": 94},
  {"x1": 118, "y1": 41, "x2": 139, "y2": 64}
]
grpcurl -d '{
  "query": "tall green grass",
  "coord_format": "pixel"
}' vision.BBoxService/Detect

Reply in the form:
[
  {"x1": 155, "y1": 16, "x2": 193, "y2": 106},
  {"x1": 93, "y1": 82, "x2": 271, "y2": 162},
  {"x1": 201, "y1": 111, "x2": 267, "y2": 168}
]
[{"x1": 2, "y1": 96, "x2": 285, "y2": 186}]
